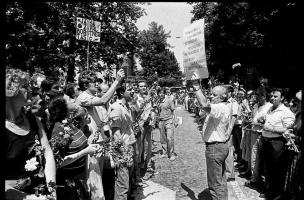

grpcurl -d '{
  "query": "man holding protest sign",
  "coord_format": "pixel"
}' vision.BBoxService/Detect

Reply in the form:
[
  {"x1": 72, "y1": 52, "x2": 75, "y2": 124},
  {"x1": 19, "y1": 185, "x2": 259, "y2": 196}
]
[{"x1": 191, "y1": 72, "x2": 231, "y2": 200}]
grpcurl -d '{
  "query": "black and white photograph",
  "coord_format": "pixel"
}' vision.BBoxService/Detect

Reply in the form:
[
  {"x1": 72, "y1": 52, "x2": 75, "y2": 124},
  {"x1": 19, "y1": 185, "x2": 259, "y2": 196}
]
[{"x1": 4, "y1": 2, "x2": 302, "y2": 200}]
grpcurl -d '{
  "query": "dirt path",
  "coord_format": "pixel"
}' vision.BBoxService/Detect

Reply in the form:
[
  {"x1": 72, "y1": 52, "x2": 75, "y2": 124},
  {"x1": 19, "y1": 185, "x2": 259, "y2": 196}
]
[{"x1": 147, "y1": 105, "x2": 263, "y2": 200}]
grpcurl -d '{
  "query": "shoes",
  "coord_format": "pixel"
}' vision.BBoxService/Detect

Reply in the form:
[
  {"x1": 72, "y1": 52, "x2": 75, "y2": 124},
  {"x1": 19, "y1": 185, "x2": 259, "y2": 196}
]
[
  {"x1": 259, "y1": 193, "x2": 266, "y2": 198},
  {"x1": 142, "y1": 173, "x2": 153, "y2": 180},
  {"x1": 159, "y1": 154, "x2": 167, "y2": 158},
  {"x1": 227, "y1": 177, "x2": 235, "y2": 182},
  {"x1": 169, "y1": 155, "x2": 177, "y2": 161},
  {"x1": 236, "y1": 163, "x2": 247, "y2": 171},
  {"x1": 239, "y1": 171, "x2": 252, "y2": 179},
  {"x1": 244, "y1": 180, "x2": 260, "y2": 190},
  {"x1": 235, "y1": 162, "x2": 245, "y2": 168}
]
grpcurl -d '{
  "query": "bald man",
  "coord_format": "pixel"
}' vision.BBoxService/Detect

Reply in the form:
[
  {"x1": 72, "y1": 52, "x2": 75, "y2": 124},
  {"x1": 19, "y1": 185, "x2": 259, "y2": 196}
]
[{"x1": 192, "y1": 77, "x2": 232, "y2": 200}]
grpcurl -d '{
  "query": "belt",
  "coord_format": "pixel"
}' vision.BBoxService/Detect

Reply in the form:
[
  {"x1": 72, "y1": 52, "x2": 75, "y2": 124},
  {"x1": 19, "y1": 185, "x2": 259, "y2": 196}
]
[
  {"x1": 205, "y1": 140, "x2": 227, "y2": 145},
  {"x1": 262, "y1": 136, "x2": 284, "y2": 142}
]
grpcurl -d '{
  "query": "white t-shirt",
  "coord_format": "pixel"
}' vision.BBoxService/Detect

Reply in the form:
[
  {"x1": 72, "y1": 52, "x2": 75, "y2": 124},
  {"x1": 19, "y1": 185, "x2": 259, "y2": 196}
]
[
  {"x1": 75, "y1": 91, "x2": 102, "y2": 134},
  {"x1": 251, "y1": 102, "x2": 272, "y2": 132},
  {"x1": 202, "y1": 102, "x2": 231, "y2": 143}
]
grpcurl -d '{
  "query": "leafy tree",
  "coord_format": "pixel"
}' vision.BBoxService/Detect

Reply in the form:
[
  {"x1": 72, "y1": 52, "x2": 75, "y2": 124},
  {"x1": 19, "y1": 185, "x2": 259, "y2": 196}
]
[
  {"x1": 188, "y1": 2, "x2": 300, "y2": 90},
  {"x1": 138, "y1": 21, "x2": 183, "y2": 87},
  {"x1": 5, "y1": 2, "x2": 146, "y2": 82}
]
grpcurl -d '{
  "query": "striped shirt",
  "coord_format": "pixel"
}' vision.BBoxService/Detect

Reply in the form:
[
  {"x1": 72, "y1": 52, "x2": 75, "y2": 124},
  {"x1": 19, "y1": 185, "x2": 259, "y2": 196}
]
[{"x1": 53, "y1": 123, "x2": 88, "y2": 177}]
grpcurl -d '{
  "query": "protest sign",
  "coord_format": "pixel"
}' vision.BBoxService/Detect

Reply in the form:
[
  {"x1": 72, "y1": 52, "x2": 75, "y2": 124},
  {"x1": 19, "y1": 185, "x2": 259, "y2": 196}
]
[
  {"x1": 76, "y1": 17, "x2": 101, "y2": 42},
  {"x1": 183, "y1": 19, "x2": 208, "y2": 80}
]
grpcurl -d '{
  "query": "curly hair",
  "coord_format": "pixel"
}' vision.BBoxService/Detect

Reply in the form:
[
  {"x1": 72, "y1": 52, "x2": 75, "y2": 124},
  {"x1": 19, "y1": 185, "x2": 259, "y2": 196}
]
[
  {"x1": 64, "y1": 83, "x2": 77, "y2": 99},
  {"x1": 78, "y1": 70, "x2": 97, "y2": 91},
  {"x1": 48, "y1": 97, "x2": 68, "y2": 123},
  {"x1": 6, "y1": 68, "x2": 30, "y2": 97},
  {"x1": 70, "y1": 107, "x2": 88, "y2": 129}
]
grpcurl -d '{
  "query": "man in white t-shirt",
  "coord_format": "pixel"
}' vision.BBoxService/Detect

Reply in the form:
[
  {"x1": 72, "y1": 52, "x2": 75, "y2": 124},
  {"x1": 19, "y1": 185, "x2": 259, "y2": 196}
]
[{"x1": 192, "y1": 74, "x2": 232, "y2": 200}]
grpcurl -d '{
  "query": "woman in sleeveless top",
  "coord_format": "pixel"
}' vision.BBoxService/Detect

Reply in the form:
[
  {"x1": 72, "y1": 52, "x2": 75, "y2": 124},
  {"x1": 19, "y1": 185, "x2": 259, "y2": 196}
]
[
  {"x1": 5, "y1": 68, "x2": 57, "y2": 200},
  {"x1": 48, "y1": 97, "x2": 100, "y2": 200}
]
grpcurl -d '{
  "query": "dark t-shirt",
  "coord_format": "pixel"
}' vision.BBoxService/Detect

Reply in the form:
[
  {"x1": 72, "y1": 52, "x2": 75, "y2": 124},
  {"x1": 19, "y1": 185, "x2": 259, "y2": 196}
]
[{"x1": 5, "y1": 113, "x2": 38, "y2": 180}]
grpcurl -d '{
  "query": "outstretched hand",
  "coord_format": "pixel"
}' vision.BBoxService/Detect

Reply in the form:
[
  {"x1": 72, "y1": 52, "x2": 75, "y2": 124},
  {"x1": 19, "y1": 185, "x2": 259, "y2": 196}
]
[
  {"x1": 116, "y1": 69, "x2": 125, "y2": 82},
  {"x1": 191, "y1": 72, "x2": 200, "y2": 90}
]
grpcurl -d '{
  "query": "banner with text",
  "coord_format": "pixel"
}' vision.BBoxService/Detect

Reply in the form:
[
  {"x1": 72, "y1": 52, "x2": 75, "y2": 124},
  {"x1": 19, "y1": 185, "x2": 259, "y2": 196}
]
[
  {"x1": 183, "y1": 19, "x2": 208, "y2": 80},
  {"x1": 76, "y1": 17, "x2": 101, "y2": 42}
]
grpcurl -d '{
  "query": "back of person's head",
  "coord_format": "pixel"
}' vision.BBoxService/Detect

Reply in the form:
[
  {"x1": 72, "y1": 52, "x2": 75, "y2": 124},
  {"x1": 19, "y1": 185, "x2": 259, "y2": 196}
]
[
  {"x1": 78, "y1": 70, "x2": 97, "y2": 91},
  {"x1": 6, "y1": 68, "x2": 30, "y2": 97},
  {"x1": 48, "y1": 97, "x2": 68, "y2": 123},
  {"x1": 71, "y1": 106, "x2": 88, "y2": 129},
  {"x1": 64, "y1": 83, "x2": 77, "y2": 99},
  {"x1": 40, "y1": 79, "x2": 56, "y2": 94}
]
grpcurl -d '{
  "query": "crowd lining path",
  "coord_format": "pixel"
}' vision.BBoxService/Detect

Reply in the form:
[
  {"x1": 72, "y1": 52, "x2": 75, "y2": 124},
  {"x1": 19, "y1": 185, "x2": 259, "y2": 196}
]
[{"x1": 132, "y1": 105, "x2": 264, "y2": 200}]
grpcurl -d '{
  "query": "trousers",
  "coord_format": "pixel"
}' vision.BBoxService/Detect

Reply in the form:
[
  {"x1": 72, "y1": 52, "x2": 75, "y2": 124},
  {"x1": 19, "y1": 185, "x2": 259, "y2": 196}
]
[
  {"x1": 205, "y1": 141, "x2": 229, "y2": 200},
  {"x1": 159, "y1": 118, "x2": 175, "y2": 157}
]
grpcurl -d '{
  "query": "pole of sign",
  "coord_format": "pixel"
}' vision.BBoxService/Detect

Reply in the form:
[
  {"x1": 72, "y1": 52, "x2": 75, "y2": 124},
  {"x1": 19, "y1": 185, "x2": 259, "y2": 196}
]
[{"x1": 87, "y1": 41, "x2": 90, "y2": 70}]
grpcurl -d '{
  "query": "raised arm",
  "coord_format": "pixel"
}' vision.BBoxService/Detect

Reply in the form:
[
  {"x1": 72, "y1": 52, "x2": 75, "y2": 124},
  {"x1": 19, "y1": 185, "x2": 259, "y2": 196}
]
[
  {"x1": 81, "y1": 69, "x2": 125, "y2": 106},
  {"x1": 35, "y1": 117, "x2": 57, "y2": 198},
  {"x1": 192, "y1": 74, "x2": 211, "y2": 113}
]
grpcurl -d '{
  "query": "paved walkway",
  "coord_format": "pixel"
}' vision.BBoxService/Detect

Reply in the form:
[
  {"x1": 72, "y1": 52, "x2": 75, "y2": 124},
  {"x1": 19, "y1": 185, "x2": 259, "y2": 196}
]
[{"x1": 132, "y1": 105, "x2": 264, "y2": 200}]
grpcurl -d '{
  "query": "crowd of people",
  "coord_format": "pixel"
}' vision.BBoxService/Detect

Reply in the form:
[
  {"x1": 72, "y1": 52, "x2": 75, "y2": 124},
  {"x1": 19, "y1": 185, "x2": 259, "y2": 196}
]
[
  {"x1": 5, "y1": 65, "x2": 303, "y2": 200},
  {"x1": 5, "y1": 67, "x2": 178, "y2": 200},
  {"x1": 188, "y1": 74, "x2": 302, "y2": 200}
]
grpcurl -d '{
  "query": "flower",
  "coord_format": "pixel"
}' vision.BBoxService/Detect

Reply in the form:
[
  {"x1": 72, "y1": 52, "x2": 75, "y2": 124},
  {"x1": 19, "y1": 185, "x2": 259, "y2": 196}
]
[
  {"x1": 62, "y1": 119, "x2": 68, "y2": 124},
  {"x1": 35, "y1": 140, "x2": 40, "y2": 145},
  {"x1": 64, "y1": 126, "x2": 71, "y2": 132},
  {"x1": 63, "y1": 134, "x2": 70, "y2": 139},
  {"x1": 25, "y1": 157, "x2": 39, "y2": 171}
]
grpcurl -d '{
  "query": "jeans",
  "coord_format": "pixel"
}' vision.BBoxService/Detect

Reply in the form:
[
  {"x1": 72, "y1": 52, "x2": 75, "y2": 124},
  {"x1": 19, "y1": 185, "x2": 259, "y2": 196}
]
[
  {"x1": 159, "y1": 118, "x2": 175, "y2": 157},
  {"x1": 261, "y1": 136, "x2": 288, "y2": 198},
  {"x1": 205, "y1": 142, "x2": 229, "y2": 200}
]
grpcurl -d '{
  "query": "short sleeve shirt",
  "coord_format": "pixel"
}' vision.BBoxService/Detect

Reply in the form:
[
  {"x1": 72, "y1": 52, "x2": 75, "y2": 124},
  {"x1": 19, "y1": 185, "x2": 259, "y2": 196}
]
[
  {"x1": 75, "y1": 91, "x2": 101, "y2": 134},
  {"x1": 159, "y1": 97, "x2": 175, "y2": 121},
  {"x1": 108, "y1": 100, "x2": 136, "y2": 145},
  {"x1": 202, "y1": 103, "x2": 231, "y2": 143}
]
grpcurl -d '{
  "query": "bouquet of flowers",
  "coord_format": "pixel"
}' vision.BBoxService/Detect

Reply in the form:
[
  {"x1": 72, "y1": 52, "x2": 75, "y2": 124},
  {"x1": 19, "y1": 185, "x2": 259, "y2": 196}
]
[
  {"x1": 14, "y1": 135, "x2": 55, "y2": 198},
  {"x1": 283, "y1": 129, "x2": 299, "y2": 153},
  {"x1": 93, "y1": 131, "x2": 134, "y2": 168},
  {"x1": 49, "y1": 119, "x2": 74, "y2": 168}
]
